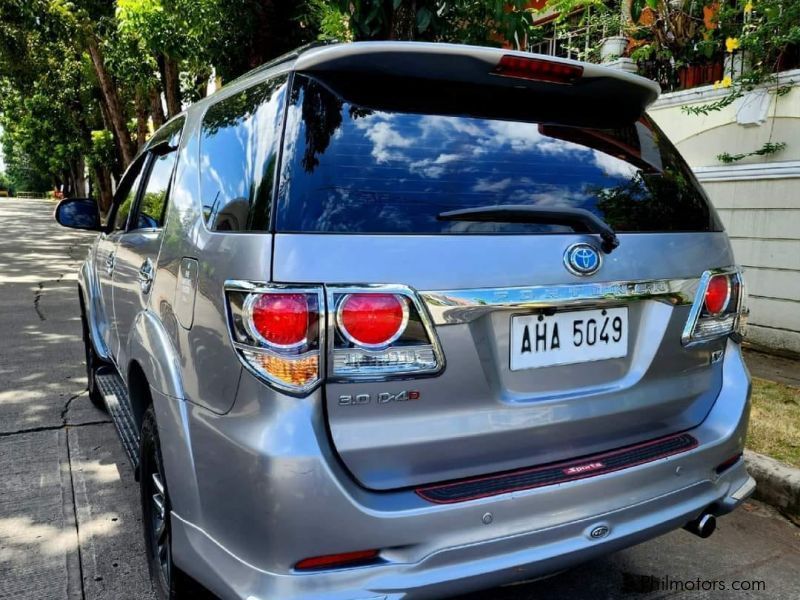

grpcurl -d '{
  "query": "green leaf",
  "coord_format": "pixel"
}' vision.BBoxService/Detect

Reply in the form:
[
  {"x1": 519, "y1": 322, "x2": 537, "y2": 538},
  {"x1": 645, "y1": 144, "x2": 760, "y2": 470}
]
[
  {"x1": 416, "y1": 7, "x2": 432, "y2": 33},
  {"x1": 630, "y1": 0, "x2": 643, "y2": 22}
]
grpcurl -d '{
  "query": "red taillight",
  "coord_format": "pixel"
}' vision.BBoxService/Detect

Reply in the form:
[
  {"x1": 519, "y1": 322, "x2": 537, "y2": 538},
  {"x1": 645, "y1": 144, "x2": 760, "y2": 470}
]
[
  {"x1": 246, "y1": 293, "x2": 309, "y2": 348},
  {"x1": 492, "y1": 55, "x2": 583, "y2": 84},
  {"x1": 704, "y1": 275, "x2": 731, "y2": 316},
  {"x1": 337, "y1": 293, "x2": 408, "y2": 348},
  {"x1": 294, "y1": 549, "x2": 380, "y2": 571}
]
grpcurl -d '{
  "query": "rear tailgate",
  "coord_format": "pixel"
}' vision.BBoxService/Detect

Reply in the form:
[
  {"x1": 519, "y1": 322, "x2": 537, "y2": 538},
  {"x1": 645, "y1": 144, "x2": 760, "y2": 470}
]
[
  {"x1": 273, "y1": 45, "x2": 733, "y2": 490},
  {"x1": 275, "y1": 233, "x2": 732, "y2": 489}
]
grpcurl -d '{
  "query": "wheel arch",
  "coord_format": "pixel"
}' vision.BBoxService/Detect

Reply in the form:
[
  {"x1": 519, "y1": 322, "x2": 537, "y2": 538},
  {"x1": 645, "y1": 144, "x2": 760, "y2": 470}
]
[
  {"x1": 78, "y1": 262, "x2": 111, "y2": 361},
  {"x1": 126, "y1": 310, "x2": 185, "y2": 401},
  {"x1": 126, "y1": 360, "x2": 153, "y2": 435},
  {"x1": 125, "y1": 313, "x2": 202, "y2": 523}
]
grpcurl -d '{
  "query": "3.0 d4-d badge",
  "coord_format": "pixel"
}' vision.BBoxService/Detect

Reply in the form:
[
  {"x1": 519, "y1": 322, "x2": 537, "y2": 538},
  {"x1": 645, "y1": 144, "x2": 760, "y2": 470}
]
[{"x1": 338, "y1": 390, "x2": 421, "y2": 406}]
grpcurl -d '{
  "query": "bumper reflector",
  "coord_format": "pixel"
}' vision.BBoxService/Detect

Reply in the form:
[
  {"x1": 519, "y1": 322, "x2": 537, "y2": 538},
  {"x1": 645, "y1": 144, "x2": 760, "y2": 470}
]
[
  {"x1": 294, "y1": 549, "x2": 380, "y2": 571},
  {"x1": 715, "y1": 453, "x2": 743, "y2": 474}
]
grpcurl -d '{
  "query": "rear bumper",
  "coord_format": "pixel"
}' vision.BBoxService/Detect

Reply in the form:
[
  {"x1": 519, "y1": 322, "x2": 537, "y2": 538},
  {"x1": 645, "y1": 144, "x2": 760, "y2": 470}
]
[{"x1": 165, "y1": 339, "x2": 752, "y2": 600}]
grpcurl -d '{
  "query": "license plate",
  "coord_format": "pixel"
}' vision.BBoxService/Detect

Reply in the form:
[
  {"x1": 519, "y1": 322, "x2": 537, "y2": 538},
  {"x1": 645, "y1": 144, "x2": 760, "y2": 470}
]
[{"x1": 510, "y1": 307, "x2": 628, "y2": 371}]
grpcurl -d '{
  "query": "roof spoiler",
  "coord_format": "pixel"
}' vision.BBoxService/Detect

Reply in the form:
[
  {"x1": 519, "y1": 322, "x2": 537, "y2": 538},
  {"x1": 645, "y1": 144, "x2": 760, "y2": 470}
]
[{"x1": 294, "y1": 42, "x2": 660, "y2": 111}]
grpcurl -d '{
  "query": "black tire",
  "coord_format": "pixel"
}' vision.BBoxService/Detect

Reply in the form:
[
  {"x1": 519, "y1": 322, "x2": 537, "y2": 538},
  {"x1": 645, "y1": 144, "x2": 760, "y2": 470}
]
[
  {"x1": 79, "y1": 298, "x2": 107, "y2": 411},
  {"x1": 140, "y1": 407, "x2": 209, "y2": 599}
]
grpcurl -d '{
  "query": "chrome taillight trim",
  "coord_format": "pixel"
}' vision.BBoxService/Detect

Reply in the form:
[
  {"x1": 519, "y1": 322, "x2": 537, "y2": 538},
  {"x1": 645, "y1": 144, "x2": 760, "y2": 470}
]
[
  {"x1": 421, "y1": 276, "x2": 703, "y2": 326},
  {"x1": 681, "y1": 267, "x2": 744, "y2": 347},
  {"x1": 326, "y1": 284, "x2": 446, "y2": 382},
  {"x1": 223, "y1": 280, "x2": 326, "y2": 395}
]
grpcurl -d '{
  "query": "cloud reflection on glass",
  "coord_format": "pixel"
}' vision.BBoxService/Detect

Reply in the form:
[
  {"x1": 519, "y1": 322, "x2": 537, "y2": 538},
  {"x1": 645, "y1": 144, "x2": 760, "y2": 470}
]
[{"x1": 276, "y1": 75, "x2": 717, "y2": 235}]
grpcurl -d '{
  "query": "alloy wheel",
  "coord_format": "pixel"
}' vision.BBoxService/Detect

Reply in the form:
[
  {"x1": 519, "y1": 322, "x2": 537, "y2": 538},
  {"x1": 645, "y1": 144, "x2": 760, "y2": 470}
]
[{"x1": 146, "y1": 447, "x2": 172, "y2": 591}]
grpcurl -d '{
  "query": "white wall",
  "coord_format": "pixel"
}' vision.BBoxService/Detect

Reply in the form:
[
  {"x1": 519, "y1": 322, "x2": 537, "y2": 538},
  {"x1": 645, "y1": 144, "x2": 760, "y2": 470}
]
[{"x1": 649, "y1": 72, "x2": 800, "y2": 355}]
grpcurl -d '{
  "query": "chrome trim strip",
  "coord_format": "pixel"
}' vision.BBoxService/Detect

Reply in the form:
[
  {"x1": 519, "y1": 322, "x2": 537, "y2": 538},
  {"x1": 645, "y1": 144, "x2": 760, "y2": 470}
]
[{"x1": 421, "y1": 276, "x2": 706, "y2": 326}]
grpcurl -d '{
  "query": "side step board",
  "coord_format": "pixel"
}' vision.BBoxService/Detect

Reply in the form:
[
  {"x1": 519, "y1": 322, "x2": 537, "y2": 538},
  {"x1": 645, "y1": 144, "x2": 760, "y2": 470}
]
[{"x1": 95, "y1": 368, "x2": 140, "y2": 471}]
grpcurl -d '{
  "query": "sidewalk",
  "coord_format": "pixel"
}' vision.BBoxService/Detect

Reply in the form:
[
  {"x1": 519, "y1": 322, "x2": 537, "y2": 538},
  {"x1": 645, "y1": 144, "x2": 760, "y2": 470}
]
[{"x1": 0, "y1": 199, "x2": 154, "y2": 600}]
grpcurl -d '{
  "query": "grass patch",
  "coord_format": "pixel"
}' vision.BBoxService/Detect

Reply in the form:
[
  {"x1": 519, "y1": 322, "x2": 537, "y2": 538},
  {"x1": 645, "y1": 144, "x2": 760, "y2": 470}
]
[{"x1": 747, "y1": 377, "x2": 800, "y2": 468}]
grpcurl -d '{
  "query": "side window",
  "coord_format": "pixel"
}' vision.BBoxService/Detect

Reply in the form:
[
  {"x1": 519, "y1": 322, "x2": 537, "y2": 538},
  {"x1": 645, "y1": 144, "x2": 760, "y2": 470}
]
[
  {"x1": 134, "y1": 150, "x2": 178, "y2": 230},
  {"x1": 113, "y1": 159, "x2": 146, "y2": 231},
  {"x1": 200, "y1": 74, "x2": 288, "y2": 231}
]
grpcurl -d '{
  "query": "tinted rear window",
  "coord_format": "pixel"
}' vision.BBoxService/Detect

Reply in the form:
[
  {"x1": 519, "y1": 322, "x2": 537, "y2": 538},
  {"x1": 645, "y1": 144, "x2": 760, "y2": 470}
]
[{"x1": 276, "y1": 74, "x2": 721, "y2": 235}]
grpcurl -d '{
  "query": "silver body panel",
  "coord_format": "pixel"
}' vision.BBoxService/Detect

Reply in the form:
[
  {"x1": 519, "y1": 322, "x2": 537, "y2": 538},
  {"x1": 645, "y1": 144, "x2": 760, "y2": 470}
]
[{"x1": 71, "y1": 41, "x2": 752, "y2": 599}]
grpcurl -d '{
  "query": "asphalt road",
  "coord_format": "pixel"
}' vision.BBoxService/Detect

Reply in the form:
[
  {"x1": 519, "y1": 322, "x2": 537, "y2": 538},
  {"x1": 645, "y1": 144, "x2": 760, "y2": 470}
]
[{"x1": 1, "y1": 198, "x2": 799, "y2": 600}]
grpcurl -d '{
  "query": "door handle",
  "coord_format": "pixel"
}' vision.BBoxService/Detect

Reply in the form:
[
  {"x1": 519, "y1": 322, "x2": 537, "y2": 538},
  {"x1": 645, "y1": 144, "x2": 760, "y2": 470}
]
[
  {"x1": 138, "y1": 258, "x2": 155, "y2": 294},
  {"x1": 105, "y1": 252, "x2": 115, "y2": 275}
]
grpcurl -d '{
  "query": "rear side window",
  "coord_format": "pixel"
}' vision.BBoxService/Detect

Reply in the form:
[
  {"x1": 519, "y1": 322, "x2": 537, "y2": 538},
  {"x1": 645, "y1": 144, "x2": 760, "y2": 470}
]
[
  {"x1": 135, "y1": 151, "x2": 177, "y2": 229},
  {"x1": 275, "y1": 74, "x2": 721, "y2": 235},
  {"x1": 200, "y1": 75, "x2": 288, "y2": 231}
]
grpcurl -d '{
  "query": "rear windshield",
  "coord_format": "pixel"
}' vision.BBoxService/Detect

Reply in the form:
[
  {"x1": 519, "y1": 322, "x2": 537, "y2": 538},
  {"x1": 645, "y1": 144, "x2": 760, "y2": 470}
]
[{"x1": 275, "y1": 74, "x2": 721, "y2": 235}]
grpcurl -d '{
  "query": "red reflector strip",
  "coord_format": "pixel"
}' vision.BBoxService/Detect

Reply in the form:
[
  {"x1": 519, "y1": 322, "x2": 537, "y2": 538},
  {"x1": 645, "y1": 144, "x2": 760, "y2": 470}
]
[
  {"x1": 294, "y1": 549, "x2": 379, "y2": 571},
  {"x1": 715, "y1": 453, "x2": 742, "y2": 474},
  {"x1": 417, "y1": 433, "x2": 698, "y2": 504},
  {"x1": 492, "y1": 55, "x2": 583, "y2": 84}
]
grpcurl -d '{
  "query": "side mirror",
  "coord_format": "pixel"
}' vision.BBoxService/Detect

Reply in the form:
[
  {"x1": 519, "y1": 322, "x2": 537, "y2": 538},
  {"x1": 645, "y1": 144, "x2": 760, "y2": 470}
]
[{"x1": 54, "y1": 198, "x2": 101, "y2": 231}]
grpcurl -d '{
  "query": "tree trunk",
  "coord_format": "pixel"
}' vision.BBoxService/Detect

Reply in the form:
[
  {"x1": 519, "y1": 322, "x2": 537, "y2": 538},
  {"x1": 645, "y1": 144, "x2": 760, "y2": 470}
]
[
  {"x1": 71, "y1": 157, "x2": 87, "y2": 197},
  {"x1": 149, "y1": 87, "x2": 166, "y2": 129},
  {"x1": 159, "y1": 54, "x2": 182, "y2": 117},
  {"x1": 135, "y1": 91, "x2": 149, "y2": 149},
  {"x1": 93, "y1": 164, "x2": 114, "y2": 214},
  {"x1": 86, "y1": 35, "x2": 135, "y2": 168},
  {"x1": 97, "y1": 100, "x2": 124, "y2": 181},
  {"x1": 63, "y1": 170, "x2": 73, "y2": 196}
]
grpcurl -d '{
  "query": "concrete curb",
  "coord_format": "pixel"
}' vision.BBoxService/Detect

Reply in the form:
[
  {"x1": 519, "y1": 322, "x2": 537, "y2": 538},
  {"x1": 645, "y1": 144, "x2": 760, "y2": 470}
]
[{"x1": 744, "y1": 450, "x2": 800, "y2": 519}]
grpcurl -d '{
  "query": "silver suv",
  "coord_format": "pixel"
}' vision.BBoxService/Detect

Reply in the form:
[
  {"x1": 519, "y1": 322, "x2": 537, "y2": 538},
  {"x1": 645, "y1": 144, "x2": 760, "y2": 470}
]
[{"x1": 55, "y1": 42, "x2": 755, "y2": 600}]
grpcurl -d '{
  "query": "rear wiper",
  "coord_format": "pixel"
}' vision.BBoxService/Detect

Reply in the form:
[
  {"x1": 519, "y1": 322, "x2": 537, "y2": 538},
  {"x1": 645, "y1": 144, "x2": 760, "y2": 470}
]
[{"x1": 437, "y1": 205, "x2": 620, "y2": 254}]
